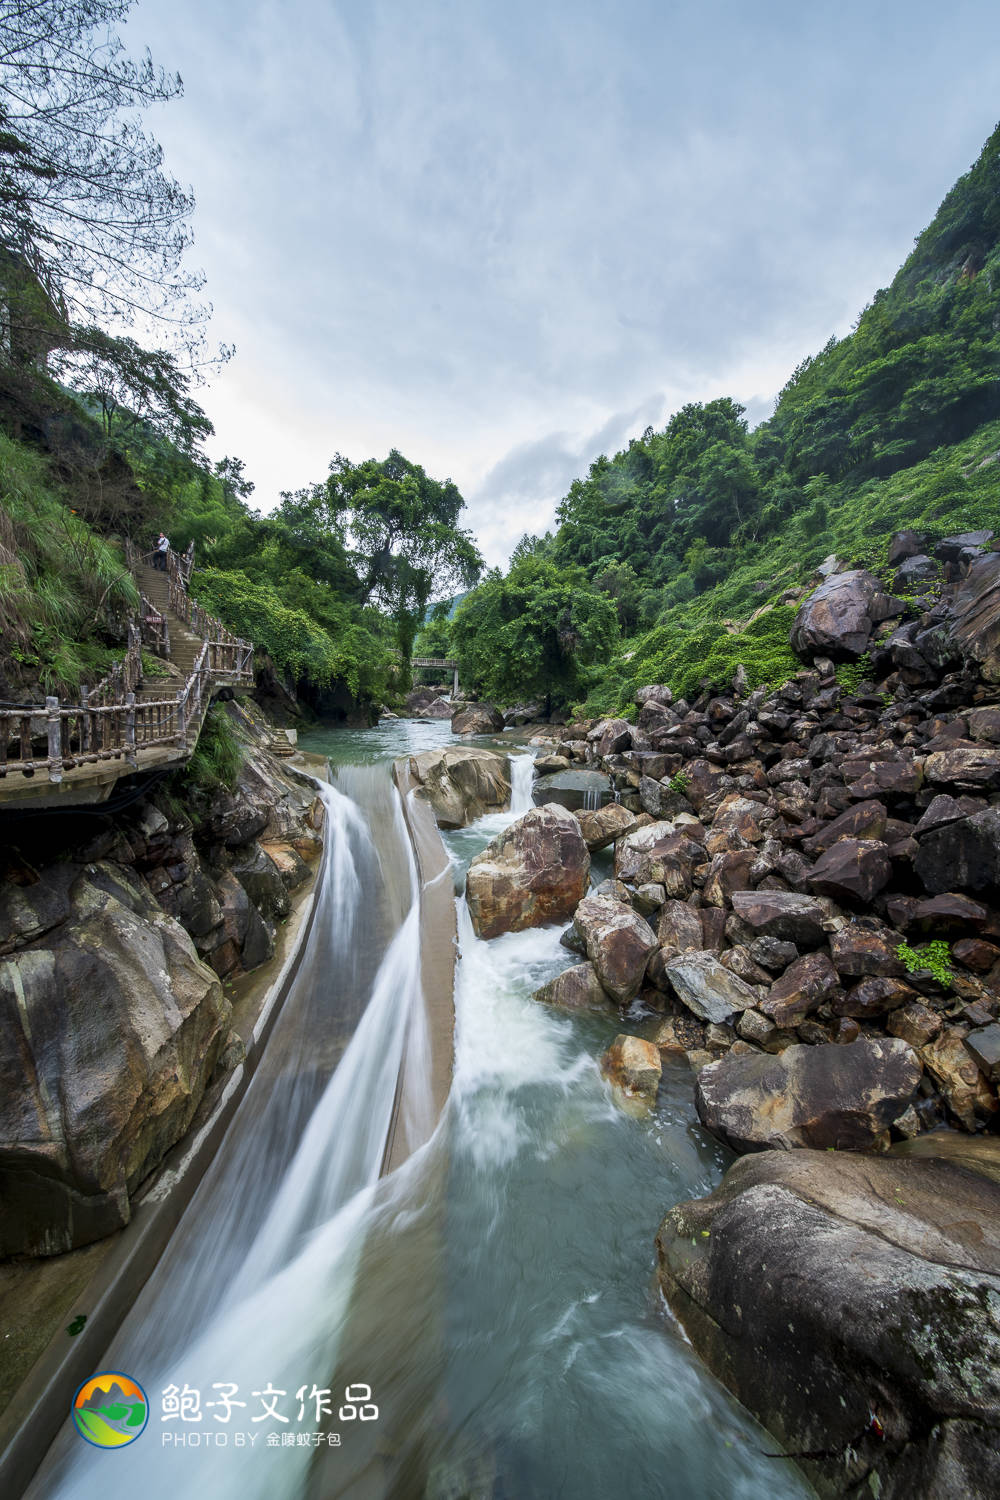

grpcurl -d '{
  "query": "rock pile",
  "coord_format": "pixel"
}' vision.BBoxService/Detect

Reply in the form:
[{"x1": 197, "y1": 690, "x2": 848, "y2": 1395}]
[{"x1": 529, "y1": 541, "x2": 1000, "y2": 1147}]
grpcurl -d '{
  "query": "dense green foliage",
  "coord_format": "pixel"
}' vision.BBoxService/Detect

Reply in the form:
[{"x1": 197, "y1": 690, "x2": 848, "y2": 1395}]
[
  {"x1": 451, "y1": 123, "x2": 1000, "y2": 712},
  {"x1": 0, "y1": 429, "x2": 138, "y2": 692},
  {"x1": 451, "y1": 556, "x2": 619, "y2": 708}
]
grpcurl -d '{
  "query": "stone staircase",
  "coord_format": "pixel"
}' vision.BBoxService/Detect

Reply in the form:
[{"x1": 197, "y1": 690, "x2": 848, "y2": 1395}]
[{"x1": 134, "y1": 561, "x2": 207, "y2": 721}]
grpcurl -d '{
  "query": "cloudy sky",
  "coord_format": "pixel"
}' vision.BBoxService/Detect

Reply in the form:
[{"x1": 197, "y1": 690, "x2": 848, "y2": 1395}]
[{"x1": 127, "y1": 0, "x2": 1000, "y2": 566}]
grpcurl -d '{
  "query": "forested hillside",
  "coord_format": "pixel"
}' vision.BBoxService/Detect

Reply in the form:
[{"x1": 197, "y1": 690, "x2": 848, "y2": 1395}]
[{"x1": 441, "y1": 122, "x2": 1000, "y2": 714}]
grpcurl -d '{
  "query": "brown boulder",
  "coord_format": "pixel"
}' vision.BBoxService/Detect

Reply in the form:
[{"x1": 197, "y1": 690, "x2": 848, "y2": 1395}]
[
  {"x1": 655, "y1": 899, "x2": 704, "y2": 957},
  {"x1": 833, "y1": 975, "x2": 914, "y2": 1019},
  {"x1": 695, "y1": 1036, "x2": 922, "y2": 1153},
  {"x1": 915, "y1": 807, "x2": 1000, "y2": 895},
  {"x1": 573, "y1": 894, "x2": 658, "y2": 1003},
  {"x1": 925, "y1": 745, "x2": 1000, "y2": 791},
  {"x1": 451, "y1": 702, "x2": 505, "y2": 735},
  {"x1": 729, "y1": 889, "x2": 831, "y2": 946},
  {"x1": 921, "y1": 1029, "x2": 997, "y2": 1131},
  {"x1": 465, "y1": 803, "x2": 590, "y2": 939},
  {"x1": 760, "y1": 951, "x2": 839, "y2": 1027},
  {"x1": 790, "y1": 569, "x2": 899, "y2": 661},
  {"x1": 807, "y1": 838, "x2": 892, "y2": 906},
  {"x1": 408, "y1": 745, "x2": 511, "y2": 828},
  {"x1": 663, "y1": 951, "x2": 763, "y2": 1024},
  {"x1": 574, "y1": 801, "x2": 639, "y2": 851},
  {"x1": 600, "y1": 1034, "x2": 662, "y2": 1109},
  {"x1": 948, "y1": 549, "x2": 1000, "y2": 681},
  {"x1": 830, "y1": 924, "x2": 905, "y2": 978},
  {"x1": 533, "y1": 962, "x2": 612, "y2": 1014}
]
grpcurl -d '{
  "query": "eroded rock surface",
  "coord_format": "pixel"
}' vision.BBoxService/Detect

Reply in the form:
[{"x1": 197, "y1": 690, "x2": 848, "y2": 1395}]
[
  {"x1": 466, "y1": 803, "x2": 590, "y2": 939},
  {"x1": 408, "y1": 745, "x2": 511, "y2": 828}
]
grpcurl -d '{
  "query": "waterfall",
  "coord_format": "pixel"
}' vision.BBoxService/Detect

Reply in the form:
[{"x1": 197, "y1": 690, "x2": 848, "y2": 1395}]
[
  {"x1": 582, "y1": 783, "x2": 602, "y2": 812},
  {"x1": 507, "y1": 751, "x2": 535, "y2": 815},
  {"x1": 35, "y1": 770, "x2": 431, "y2": 1500}
]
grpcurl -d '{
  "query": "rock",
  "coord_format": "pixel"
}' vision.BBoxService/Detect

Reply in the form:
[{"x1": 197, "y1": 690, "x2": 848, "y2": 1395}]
[
  {"x1": 936, "y1": 529, "x2": 996, "y2": 564},
  {"x1": 807, "y1": 838, "x2": 892, "y2": 906},
  {"x1": 920, "y1": 1029, "x2": 997, "y2": 1131},
  {"x1": 230, "y1": 846, "x2": 291, "y2": 925},
  {"x1": 531, "y1": 769, "x2": 611, "y2": 813},
  {"x1": 702, "y1": 849, "x2": 756, "y2": 907},
  {"x1": 694, "y1": 1036, "x2": 922, "y2": 1153},
  {"x1": 533, "y1": 962, "x2": 612, "y2": 1014},
  {"x1": 914, "y1": 794, "x2": 973, "y2": 835},
  {"x1": 600, "y1": 1034, "x2": 662, "y2": 1109},
  {"x1": 801, "y1": 799, "x2": 887, "y2": 854},
  {"x1": 948, "y1": 551, "x2": 1000, "y2": 681},
  {"x1": 894, "y1": 553, "x2": 940, "y2": 588},
  {"x1": 573, "y1": 895, "x2": 658, "y2": 1004},
  {"x1": 503, "y1": 700, "x2": 544, "y2": 726},
  {"x1": 966, "y1": 707, "x2": 1000, "y2": 744},
  {"x1": 710, "y1": 793, "x2": 764, "y2": 843},
  {"x1": 829, "y1": 924, "x2": 905, "y2": 978},
  {"x1": 729, "y1": 890, "x2": 831, "y2": 946},
  {"x1": 655, "y1": 899, "x2": 705, "y2": 957},
  {"x1": 906, "y1": 893, "x2": 988, "y2": 935},
  {"x1": 533, "y1": 753, "x2": 570, "y2": 773},
  {"x1": 0, "y1": 865, "x2": 229, "y2": 1256},
  {"x1": 953, "y1": 937, "x2": 1000, "y2": 972},
  {"x1": 748, "y1": 936, "x2": 799, "y2": 971},
  {"x1": 655, "y1": 1144, "x2": 1000, "y2": 1500},
  {"x1": 663, "y1": 951, "x2": 762, "y2": 1024},
  {"x1": 833, "y1": 975, "x2": 914, "y2": 1019},
  {"x1": 790, "y1": 569, "x2": 899, "y2": 661},
  {"x1": 465, "y1": 803, "x2": 590, "y2": 940},
  {"x1": 451, "y1": 702, "x2": 505, "y2": 735},
  {"x1": 589, "y1": 717, "x2": 632, "y2": 757},
  {"x1": 966, "y1": 1023, "x2": 1000, "y2": 1082},
  {"x1": 635, "y1": 684, "x2": 673, "y2": 708},
  {"x1": 887, "y1": 527, "x2": 926, "y2": 565},
  {"x1": 408, "y1": 746, "x2": 511, "y2": 828},
  {"x1": 888, "y1": 999, "x2": 943, "y2": 1048},
  {"x1": 914, "y1": 807, "x2": 1000, "y2": 894},
  {"x1": 760, "y1": 951, "x2": 839, "y2": 1027},
  {"x1": 925, "y1": 745, "x2": 1000, "y2": 790},
  {"x1": 573, "y1": 802, "x2": 638, "y2": 851}
]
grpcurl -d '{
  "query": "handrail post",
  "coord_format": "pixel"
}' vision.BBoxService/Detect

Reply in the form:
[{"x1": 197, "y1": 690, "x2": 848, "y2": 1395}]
[
  {"x1": 45, "y1": 696, "x2": 62, "y2": 783},
  {"x1": 125, "y1": 691, "x2": 137, "y2": 767},
  {"x1": 80, "y1": 687, "x2": 90, "y2": 756},
  {"x1": 176, "y1": 689, "x2": 186, "y2": 744}
]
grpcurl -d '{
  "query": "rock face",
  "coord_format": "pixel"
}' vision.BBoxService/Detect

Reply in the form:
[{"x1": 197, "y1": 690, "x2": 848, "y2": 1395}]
[
  {"x1": 573, "y1": 894, "x2": 658, "y2": 1003},
  {"x1": 466, "y1": 803, "x2": 590, "y2": 939},
  {"x1": 656, "y1": 1142, "x2": 1000, "y2": 1500},
  {"x1": 790, "y1": 569, "x2": 899, "y2": 661},
  {"x1": 695, "y1": 1036, "x2": 922, "y2": 1152},
  {"x1": 0, "y1": 864, "x2": 229, "y2": 1256},
  {"x1": 451, "y1": 702, "x2": 505, "y2": 735},
  {"x1": 949, "y1": 551, "x2": 1000, "y2": 681},
  {"x1": 407, "y1": 745, "x2": 511, "y2": 828}
]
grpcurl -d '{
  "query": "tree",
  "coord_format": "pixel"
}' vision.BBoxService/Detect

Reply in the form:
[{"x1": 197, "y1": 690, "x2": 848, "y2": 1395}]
[
  {"x1": 0, "y1": 1, "x2": 227, "y2": 423},
  {"x1": 451, "y1": 555, "x2": 619, "y2": 709},
  {"x1": 321, "y1": 448, "x2": 483, "y2": 659}
]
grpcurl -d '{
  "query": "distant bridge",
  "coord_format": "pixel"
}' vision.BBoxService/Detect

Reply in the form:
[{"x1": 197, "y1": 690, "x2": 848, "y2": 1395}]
[{"x1": 411, "y1": 657, "x2": 460, "y2": 698}]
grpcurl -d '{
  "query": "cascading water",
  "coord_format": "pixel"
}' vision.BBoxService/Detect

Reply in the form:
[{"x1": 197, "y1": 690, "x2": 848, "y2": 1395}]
[
  {"x1": 507, "y1": 750, "x2": 535, "y2": 815},
  {"x1": 26, "y1": 719, "x2": 811, "y2": 1500},
  {"x1": 31, "y1": 764, "x2": 431, "y2": 1500}
]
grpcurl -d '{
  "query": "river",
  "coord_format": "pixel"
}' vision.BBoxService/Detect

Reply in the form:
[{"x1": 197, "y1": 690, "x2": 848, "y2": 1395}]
[{"x1": 28, "y1": 718, "x2": 811, "y2": 1500}]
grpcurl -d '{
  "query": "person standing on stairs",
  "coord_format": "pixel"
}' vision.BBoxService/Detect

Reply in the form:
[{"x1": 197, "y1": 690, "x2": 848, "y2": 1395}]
[{"x1": 155, "y1": 531, "x2": 169, "y2": 570}]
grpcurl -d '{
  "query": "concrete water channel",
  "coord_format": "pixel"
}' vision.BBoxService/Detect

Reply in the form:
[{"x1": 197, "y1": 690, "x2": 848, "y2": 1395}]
[{"x1": 16, "y1": 719, "x2": 812, "y2": 1500}]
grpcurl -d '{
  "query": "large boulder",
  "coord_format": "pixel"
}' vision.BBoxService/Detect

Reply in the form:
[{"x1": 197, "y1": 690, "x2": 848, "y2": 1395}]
[
  {"x1": 948, "y1": 551, "x2": 1000, "y2": 681},
  {"x1": 451, "y1": 702, "x2": 505, "y2": 735},
  {"x1": 574, "y1": 802, "x2": 639, "y2": 851},
  {"x1": 729, "y1": 889, "x2": 832, "y2": 946},
  {"x1": 695, "y1": 1036, "x2": 922, "y2": 1153},
  {"x1": 790, "y1": 569, "x2": 899, "y2": 661},
  {"x1": 807, "y1": 838, "x2": 892, "y2": 906},
  {"x1": 533, "y1": 962, "x2": 612, "y2": 1014},
  {"x1": 663, "y1": 950, "x2": 762, "y2": 1023},
  {"x1": 408, "y1": 746, "x2": 511, "y2": 828},
  {"x1": 0, "y1": 864, "x2": 229, "y2": 1256},
  {"x1": 465, "y1": 803, "x2": 590, "y2": 939},
  {"x1": 914, "y1": 807, "x2": 1000, "y2": 895},
  {"x1": 600, "y1": 1034, "x2": 662, "y2": 1110},
  {"x1": 656, "y1": 1142, "x2": 1000, "y2": 1500},
  {"x1": 572, "y1": 894, "x2": 658, "y2": 1003}
]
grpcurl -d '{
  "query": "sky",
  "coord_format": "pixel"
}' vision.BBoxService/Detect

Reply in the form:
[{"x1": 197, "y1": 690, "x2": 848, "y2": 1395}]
[{"x1": 126, "y1": 0, "x2": 1000, "y2": 568}]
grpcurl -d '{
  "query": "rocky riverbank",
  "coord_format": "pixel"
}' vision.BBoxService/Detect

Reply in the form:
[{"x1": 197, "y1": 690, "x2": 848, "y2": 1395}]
[
  {"x1": 0, "y1": 699, "x2": 325, "y2": 1260},
  {"x1": 439, "y1": 533, "x2": 1000, "y2": 1498}
]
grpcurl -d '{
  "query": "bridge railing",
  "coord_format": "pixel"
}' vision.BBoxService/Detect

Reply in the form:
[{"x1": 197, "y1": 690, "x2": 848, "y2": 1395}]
[{"x1": 0, "y1": 540, "x2": 253, "y2": 785}]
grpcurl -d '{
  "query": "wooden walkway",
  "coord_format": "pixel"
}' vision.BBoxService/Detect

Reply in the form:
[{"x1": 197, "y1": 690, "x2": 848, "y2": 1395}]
[{"x1": 0, "y1": 544, "x2": 253, "y2": 810}]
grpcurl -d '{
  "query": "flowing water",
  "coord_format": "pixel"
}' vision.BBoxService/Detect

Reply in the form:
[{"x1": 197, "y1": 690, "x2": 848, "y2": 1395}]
[{"x1": 29, "y1": 719, "x2": 811, "y2": 1500}]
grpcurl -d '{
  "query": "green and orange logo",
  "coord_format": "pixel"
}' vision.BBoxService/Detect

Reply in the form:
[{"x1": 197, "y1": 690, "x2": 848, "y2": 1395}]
[{"x1": 71, "y1": 1371, "x2": 149, "y2": 1448}]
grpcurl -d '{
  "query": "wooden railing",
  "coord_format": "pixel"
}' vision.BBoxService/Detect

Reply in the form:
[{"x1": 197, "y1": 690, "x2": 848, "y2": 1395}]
[{"x1": 1, "y1": 539, "x2": 253, "y2": 785}]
